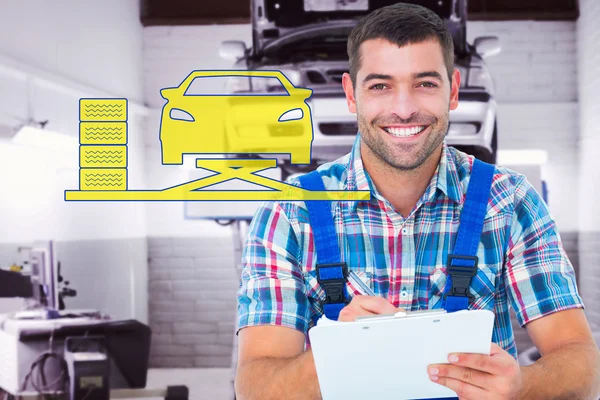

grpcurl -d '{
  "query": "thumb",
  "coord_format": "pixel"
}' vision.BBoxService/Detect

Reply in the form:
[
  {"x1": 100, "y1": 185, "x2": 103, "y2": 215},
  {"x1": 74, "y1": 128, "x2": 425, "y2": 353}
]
[{"x1": 490, "y1": 342, "x2": 505, "y2": 356}]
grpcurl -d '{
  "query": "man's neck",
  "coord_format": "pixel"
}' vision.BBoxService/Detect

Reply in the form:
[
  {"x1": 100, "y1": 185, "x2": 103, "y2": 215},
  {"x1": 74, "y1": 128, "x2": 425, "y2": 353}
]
[{"x1": 361, "y1": 143, "x2": 443, "y2": 218}]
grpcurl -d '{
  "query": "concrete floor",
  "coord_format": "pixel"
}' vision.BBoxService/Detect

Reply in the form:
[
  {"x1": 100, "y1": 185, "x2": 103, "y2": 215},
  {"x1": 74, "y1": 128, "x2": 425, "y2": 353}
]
[{"x1": 146, "y1": 368, "x2": 234, "y2": 400}]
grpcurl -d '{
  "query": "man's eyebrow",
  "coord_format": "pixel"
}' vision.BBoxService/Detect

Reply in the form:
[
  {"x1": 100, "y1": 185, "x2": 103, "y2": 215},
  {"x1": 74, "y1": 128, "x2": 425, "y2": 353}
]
[
  {"x1": 362, "y1": 73, "x2": 393, "y2": 84},
  {"x1": 361, "y1": 71, "x2": 444, "y2": 84},
  {"x1": 413, "y1": 71, "x2": 444, "y2": 81}
]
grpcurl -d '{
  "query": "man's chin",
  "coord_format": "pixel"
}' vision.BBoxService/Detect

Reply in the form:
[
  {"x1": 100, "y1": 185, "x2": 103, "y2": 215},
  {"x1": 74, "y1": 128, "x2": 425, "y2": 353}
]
[
  {"x1": 384, "y1": 143, "x2": 444, "y2": 171},
  {"x1": 386, "y1": 157, "x2": 426, "y2": 171}
]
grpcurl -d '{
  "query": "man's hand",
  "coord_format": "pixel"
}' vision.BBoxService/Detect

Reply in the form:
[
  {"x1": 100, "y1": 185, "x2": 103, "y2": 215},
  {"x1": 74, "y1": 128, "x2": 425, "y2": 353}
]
[
  {"x1": 337, "y1": 295, "x2": 403, "y2": 322},
  {"x1": 428, "y1": 343, "x2": 522, "y2": 400}
]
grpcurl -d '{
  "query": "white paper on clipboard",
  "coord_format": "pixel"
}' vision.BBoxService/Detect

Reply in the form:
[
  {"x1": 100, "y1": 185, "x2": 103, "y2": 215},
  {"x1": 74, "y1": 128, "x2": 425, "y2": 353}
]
[
  {"x1": 308, "y1": 309, "x2": 495, "y2": 400},
  {"x1": 304, "y1": 0, "x2": 369, "y2": 12}
]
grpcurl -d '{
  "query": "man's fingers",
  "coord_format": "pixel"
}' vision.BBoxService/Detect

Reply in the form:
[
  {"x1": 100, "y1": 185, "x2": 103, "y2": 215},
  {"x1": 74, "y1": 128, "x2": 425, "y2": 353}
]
[
  {"x1": 351, "y1": 295, "x2": 398, "y2": 314},
  {"x1": 446, "y1": 342, "x2": 516, "y2": 375},
  {"x1": 448, "y1": 350, "x2": 518, "y2": 382},
  {"x1": 337, "y1": 305, "x2": 377, "y2": 321},
  {"x1": 428, "y1": 364, "x2": 489, "y2": 390},
  {"x1": 431, "y1": 376, "x2": 489, "y2": 400},
  {"x1": 337, "y1": 296, "x2": 400, "y2": 321}
]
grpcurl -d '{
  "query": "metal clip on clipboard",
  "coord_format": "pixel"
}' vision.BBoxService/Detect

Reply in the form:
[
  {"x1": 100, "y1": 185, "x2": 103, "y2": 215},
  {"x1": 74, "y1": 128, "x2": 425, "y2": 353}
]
[{"x1": 355, "y1": 309, "x2": 447, "y2": 322}]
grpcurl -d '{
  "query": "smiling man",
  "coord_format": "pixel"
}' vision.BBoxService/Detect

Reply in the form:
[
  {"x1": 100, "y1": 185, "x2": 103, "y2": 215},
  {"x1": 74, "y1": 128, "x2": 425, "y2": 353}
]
[{"x1": 235, "y1": 3, "x2": 600, "y2": 399}]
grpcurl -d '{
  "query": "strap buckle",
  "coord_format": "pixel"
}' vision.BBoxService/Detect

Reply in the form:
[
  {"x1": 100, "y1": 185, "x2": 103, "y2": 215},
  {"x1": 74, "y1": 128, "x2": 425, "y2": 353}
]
[
  {"x1": 316, "y1": 262, "x2": 349, "y2": 304},
  {"x1": 444, "y1": 255, "x2": 478, "y2": 301}
]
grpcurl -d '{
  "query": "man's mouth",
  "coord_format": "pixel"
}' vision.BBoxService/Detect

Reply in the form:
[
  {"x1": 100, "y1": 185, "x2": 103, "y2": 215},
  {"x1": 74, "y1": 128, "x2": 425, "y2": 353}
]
[{"x1": 381, "y1": 125, "x2": 428, "y2": 138}]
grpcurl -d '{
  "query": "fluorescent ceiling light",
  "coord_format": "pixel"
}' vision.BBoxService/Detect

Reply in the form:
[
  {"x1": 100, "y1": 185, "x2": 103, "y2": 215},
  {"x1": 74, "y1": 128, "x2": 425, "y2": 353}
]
[
  {"x1": 12, "y1": 125, "x2": 78, "y2": 154},
  {"x1": 497, "y1": 149, "x2": 548, "y2": 165}
]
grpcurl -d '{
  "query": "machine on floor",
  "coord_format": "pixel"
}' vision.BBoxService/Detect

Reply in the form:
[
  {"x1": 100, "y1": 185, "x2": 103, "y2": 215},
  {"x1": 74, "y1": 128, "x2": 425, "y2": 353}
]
[{"x1": 0, "y1": 240, "x2": 188, "y2": 400}]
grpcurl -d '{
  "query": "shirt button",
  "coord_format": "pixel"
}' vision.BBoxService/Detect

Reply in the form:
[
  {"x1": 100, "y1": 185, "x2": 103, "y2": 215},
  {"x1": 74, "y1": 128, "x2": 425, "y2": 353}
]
[
  {"x1": 402, "y1": 228, "x2": 409, "y2": 235},
  {"x1": 401, "y1": 290, "x2": 408, "y2": 298}
]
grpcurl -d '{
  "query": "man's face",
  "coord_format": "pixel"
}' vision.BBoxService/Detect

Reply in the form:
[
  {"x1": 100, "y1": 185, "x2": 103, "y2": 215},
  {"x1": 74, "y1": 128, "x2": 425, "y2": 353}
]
[{"x1": 342, "y1": 38, "x2": 460, "y2": 171}]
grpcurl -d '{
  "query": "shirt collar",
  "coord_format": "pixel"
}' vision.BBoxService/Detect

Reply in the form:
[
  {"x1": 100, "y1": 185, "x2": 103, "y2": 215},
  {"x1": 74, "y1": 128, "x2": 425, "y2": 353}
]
[
  {"x1": 433, "y1": 142, "x2": 463, "y2": 205},
  {"x1": 346, "y1": 136, "x2": 463, "y2": 213}
]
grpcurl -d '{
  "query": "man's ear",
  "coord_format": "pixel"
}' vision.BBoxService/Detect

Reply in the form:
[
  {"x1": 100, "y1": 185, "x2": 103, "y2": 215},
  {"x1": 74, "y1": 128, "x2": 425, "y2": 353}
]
[
  {"x1": 342, "y1": 72, "x2": 357, "y2": 114},
  {"x1": 449, "y1": 68, "x2": 460, "y2": 111}
]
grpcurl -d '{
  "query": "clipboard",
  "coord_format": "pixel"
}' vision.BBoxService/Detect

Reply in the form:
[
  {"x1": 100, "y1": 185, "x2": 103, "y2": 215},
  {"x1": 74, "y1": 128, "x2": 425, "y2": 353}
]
[{"x1": 308, "y1": 309, "x2": 495, "y2": 400}]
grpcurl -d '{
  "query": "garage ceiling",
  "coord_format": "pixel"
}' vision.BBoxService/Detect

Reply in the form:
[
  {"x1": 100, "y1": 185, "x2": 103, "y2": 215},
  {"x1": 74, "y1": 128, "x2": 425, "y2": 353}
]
[{"x1": 140, "y1": 0, "x2": 579, "y2": 26}]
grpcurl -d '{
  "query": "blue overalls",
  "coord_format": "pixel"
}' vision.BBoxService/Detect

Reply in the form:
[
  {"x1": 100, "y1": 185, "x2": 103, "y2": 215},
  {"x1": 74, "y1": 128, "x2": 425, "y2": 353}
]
[{"x1": 298, "y1": 158, "x2": 495, "y2": 400}]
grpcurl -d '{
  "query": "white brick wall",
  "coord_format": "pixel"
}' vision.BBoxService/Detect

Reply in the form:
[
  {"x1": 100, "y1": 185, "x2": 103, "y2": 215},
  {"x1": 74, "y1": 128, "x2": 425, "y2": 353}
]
[
  {"x1": 496, "y1": 102, "x2": 579, "y2": 232},
  {"x1": 577, "y1": 0, "x2": 600, "y2": 232},
  {"x1": 467, "y1": 21, "x2": 577, "y2": 102},
  {"x1": 577, "y1": 0, "x2": 600, "y2": 331},
  {"x1": 148, "y1": 237, "x2": 239, "y2": 367}
]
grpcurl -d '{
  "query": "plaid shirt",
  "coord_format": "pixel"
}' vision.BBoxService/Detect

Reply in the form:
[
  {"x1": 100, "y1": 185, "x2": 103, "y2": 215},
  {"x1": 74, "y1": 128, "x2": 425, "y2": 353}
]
[{"x1": 237, "y1": 135, "x2": 584, "y2": 358}]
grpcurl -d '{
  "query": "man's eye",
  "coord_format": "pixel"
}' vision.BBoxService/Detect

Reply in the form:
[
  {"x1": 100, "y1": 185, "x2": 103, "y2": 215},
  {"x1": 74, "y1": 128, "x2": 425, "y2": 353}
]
[
  {"x1": 419, "y1": 82, "x2": 438, "y2": 88},
  {"x1": 370, "y1": 83, "x2": 387, "y2": 90}
]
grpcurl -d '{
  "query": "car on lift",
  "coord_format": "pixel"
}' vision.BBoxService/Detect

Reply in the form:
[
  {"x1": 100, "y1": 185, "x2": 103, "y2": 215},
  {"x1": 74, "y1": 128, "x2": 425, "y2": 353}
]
[
  {"x1": 220, "y1": 0, "x2": 501, "y2": 178},
  {"x1": 159, "y1": 70, "x2": 314, "y2": 165}
]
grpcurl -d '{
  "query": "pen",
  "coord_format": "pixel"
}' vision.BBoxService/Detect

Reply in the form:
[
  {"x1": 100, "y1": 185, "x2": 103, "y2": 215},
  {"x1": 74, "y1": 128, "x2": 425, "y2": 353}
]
[{"x1": 347, "y1": 270, "x2": 376, "y2": 296}]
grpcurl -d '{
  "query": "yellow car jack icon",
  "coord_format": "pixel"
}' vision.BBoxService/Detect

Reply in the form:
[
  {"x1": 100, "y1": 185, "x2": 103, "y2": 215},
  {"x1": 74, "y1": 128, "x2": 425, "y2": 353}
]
[
  {"x1": 65, "y1": 72, "x2": 370, "y2": 202},
  {"x1": 66, "y1": 158, "x2": 369, "y2": 201}
]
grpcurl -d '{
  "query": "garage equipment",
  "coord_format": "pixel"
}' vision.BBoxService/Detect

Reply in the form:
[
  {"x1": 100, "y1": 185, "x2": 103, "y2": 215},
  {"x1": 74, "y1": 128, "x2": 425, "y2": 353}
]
[{"x1": 0, "y1": 241, "x2": 189, "y2": 400}]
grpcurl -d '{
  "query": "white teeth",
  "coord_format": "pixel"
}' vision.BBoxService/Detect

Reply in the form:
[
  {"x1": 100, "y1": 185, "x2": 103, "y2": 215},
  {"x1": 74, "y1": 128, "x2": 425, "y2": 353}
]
[{"x1": 384, "y1": 126, "x2": 426, "y2": 137}]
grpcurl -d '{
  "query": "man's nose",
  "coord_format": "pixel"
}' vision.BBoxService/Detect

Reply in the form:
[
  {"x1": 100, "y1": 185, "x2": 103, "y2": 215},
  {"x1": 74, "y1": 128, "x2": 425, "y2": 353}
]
[{"x1": 390, "y1": 90, "x2": 419, "y2": 120}]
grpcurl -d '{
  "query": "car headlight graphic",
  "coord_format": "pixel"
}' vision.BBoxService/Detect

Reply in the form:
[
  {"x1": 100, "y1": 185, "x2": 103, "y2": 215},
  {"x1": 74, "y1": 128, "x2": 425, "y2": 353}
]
[
  {"x1": 170, "y1": 108, "x2": 195, "y2": 122},
  {"x1": 278, "y1": 108, "x2": 304, "y2": 122}
]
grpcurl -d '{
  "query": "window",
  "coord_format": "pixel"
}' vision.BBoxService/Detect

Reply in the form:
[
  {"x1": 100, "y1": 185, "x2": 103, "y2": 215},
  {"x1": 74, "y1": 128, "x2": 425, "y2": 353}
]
[{"x1": 184, "y1": 76, "x2": 289, "y2": 96}]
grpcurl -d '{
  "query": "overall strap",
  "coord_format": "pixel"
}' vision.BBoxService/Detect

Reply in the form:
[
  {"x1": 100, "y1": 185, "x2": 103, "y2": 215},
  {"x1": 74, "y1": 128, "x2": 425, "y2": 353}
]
[
  {"x1": 298, "y1": 171, "x2": 348, "y2": 320},
  {"x1": 443, "y1": 158, "x2": 496, "y2": 313}
]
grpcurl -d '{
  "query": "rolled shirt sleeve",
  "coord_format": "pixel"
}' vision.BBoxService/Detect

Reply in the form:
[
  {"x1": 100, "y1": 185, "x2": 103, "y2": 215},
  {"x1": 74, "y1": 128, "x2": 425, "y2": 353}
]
[
  {"x1": 237, "y1": 200, "x2": 312, "y2": 335},
  {"x1": 504, "y1": 175, "x2": 584, "y2": 327}
]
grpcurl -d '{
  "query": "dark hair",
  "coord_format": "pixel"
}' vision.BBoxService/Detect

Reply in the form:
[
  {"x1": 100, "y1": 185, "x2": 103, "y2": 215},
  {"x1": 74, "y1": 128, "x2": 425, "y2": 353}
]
[{"x1": 347, "y1": 2, "x2": 454, "y2": 87}]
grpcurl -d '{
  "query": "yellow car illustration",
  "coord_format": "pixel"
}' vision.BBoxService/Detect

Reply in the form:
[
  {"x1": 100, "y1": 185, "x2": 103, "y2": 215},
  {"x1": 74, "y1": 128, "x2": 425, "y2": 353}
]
[{"x1": 159, "y1": 70, "x2": 314, "y2": 165}]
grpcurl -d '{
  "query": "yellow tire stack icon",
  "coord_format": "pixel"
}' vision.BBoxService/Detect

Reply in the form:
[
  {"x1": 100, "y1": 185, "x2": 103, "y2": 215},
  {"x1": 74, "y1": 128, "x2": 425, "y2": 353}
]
[{"x1": 79, "y1": 99, "x2": 128, "y2": 191}]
